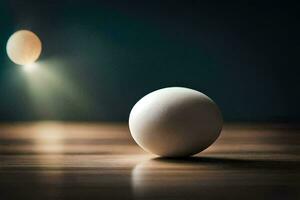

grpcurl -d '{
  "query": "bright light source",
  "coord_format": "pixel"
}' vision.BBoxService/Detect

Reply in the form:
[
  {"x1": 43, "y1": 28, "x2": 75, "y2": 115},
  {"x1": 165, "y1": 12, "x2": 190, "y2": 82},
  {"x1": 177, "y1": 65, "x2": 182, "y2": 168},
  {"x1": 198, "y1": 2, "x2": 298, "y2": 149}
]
[{"x1": 6, "y1": 30, "x2": 42, "y2": 66}]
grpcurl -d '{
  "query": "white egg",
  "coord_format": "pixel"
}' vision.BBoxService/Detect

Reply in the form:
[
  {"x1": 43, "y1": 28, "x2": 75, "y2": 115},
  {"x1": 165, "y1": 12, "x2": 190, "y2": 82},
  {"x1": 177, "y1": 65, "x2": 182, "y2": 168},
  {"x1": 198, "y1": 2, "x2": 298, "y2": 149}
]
[{"x1": 129, "y1": 87, "x2": 223, "y2": 157}]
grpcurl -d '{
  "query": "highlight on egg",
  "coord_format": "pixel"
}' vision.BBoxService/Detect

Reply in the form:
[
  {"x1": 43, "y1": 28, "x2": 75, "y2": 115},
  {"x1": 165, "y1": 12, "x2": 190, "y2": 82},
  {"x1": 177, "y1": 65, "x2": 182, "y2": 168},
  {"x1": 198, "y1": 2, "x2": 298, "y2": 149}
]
[{"x1": 129, "y1": 87, "x2": 223, "y2": 157}]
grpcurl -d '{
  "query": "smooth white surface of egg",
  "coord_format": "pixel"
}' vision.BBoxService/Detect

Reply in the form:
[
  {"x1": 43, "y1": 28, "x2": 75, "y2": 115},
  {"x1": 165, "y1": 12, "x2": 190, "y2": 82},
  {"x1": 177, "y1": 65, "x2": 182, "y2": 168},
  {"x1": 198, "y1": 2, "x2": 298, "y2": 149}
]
[{"x1": 129, "y1": 87, "x2": 222, "y2": 157}]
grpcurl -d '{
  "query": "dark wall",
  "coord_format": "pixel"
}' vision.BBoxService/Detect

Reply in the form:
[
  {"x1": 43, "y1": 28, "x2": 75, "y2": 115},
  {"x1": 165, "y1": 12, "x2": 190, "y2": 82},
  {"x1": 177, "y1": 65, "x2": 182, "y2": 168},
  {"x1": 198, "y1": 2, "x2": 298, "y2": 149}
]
[{"x1": 0, "y1": 0, "x2": 299, "y2": 122}]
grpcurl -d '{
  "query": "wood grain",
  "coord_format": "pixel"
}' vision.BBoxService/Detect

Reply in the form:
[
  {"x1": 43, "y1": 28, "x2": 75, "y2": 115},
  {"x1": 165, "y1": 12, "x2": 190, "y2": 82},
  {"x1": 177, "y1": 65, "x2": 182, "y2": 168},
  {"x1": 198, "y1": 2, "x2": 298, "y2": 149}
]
[{"x1": 0, "y1": 122, "x2": 299, "y2": 200}]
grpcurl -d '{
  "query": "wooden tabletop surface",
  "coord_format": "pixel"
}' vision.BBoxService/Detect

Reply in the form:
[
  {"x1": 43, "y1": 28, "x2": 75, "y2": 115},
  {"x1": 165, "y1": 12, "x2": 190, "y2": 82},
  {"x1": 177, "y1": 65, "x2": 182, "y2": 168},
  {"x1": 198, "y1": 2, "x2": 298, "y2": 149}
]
[{"x1": 1, "y1": 122, "x2": 299, "y2": 200}]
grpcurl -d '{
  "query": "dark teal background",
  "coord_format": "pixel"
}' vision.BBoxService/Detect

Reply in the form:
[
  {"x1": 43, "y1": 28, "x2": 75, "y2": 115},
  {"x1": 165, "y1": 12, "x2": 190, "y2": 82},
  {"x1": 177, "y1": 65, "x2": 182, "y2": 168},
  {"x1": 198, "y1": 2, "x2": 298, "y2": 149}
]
[{"x1": 0, "y1": 1, "x2": 299, "y2": 122}]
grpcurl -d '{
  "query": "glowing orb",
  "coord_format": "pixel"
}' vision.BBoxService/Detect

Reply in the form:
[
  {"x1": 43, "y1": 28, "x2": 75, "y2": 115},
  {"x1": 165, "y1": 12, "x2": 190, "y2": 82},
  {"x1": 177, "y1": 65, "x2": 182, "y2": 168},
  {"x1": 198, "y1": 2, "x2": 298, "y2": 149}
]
[{"x1": 6, "y1": 30, "x2": 42, "y2": 66}]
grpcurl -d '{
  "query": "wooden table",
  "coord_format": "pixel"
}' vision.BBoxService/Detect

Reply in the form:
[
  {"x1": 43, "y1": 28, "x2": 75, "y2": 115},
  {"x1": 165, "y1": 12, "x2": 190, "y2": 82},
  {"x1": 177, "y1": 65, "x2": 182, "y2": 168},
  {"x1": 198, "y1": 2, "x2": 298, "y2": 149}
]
[{"x1": 1, "y1": 122, "x2": 299, "y2": 200}]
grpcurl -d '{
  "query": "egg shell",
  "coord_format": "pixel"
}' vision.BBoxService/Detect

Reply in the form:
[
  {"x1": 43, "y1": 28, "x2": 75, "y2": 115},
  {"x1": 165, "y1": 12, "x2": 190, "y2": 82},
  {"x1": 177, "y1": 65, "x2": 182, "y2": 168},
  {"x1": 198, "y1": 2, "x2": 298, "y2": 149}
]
[{"x1": 129, "y1": 87, "x2": 223, "y2": 157}]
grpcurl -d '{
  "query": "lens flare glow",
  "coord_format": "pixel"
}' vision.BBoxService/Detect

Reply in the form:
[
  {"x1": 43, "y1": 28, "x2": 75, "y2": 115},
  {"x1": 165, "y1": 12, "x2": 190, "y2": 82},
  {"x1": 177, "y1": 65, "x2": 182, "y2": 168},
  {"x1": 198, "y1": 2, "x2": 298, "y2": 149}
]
[
  {"x1": 22, "y1": 58, "x2": 93, "y2": 118},
  {"x1": 23, "y1": 62, "x2": 38, "y2": 72}
]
